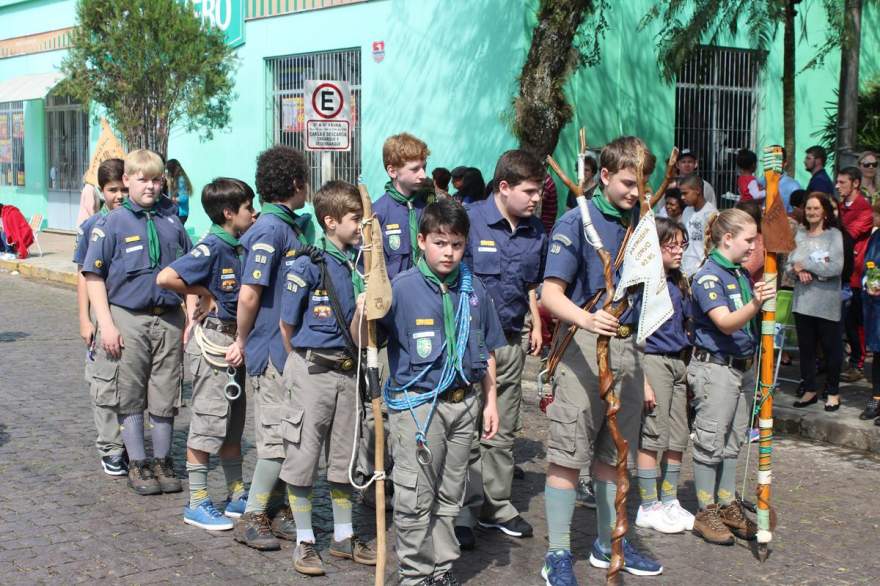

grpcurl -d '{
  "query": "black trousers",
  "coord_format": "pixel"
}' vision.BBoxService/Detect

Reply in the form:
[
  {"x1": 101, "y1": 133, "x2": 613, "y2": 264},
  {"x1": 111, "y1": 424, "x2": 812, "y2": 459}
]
[
  {"x1": 794, "y1": 312, "x2": 842, "y2": 396},
  {"x1": 844, "y1": 290, "x2": 864, "y2": 367}
]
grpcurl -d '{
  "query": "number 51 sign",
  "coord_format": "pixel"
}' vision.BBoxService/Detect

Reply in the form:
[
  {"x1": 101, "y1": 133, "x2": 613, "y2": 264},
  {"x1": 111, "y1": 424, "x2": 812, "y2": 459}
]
[{"x1": 190, "y1": 0, "x2": 245, "y2": 48}]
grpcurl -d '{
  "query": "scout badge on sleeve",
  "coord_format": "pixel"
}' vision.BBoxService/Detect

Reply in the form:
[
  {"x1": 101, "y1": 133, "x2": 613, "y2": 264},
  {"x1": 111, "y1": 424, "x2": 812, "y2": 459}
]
[{"x1": 355, "y1": 184, "x2": 392, "y2": 586}]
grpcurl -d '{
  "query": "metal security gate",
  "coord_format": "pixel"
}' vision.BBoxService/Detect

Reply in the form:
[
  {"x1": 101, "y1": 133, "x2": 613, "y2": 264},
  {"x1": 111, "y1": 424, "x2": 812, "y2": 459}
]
[
  {"x1": 675, "y1": 46, "x2": 761, "y2": 207},
  {"x1": 46, "y1": 94, "x2": 89, "y2": 230},
  {"x1": 268, "y1": 48, "x2": 361, "y2": 194}
]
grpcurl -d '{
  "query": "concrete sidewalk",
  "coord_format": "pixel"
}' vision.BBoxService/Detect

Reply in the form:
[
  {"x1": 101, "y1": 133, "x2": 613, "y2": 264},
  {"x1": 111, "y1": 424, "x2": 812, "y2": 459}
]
[{"x1": 0, "y1": 230, "x2": 78, "y2": 287}]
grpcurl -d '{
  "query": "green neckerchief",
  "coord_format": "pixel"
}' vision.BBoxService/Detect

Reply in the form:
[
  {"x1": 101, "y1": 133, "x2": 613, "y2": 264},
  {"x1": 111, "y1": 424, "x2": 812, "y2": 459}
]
[
  {"x1": 591, "y1": 190, "x2": 630, "y2": 227},
  {"x1": 261, "y1": 202, "x2": 312, "y2": 246},
  {"x1": 122, "y1": 199, "x2": 160, "y2": 268},
  {"x1": 209, "y1": 224, "x2": 240, "y2": 248},
  {"x1": 99, "y1": 205, "x2": 109, "y2": 216},
  {"x1": 709, "y1": 248, "x2": 754, "y2": 335},
  {"x1": 417, "y1": 257, "x2": 460, "y2": 367},
  {"x1": 385, "y1": 181, "x2": 421, "y2": 262},
  {"x1": 320, "y1": 234, "x2": 365, "y2": 295}
]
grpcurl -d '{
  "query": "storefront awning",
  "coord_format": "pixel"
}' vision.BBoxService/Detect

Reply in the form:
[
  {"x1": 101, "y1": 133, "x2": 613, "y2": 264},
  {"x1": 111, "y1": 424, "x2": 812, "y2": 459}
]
[{"x1": 0, "y1": 71, "x2": 64, "y2": 103}]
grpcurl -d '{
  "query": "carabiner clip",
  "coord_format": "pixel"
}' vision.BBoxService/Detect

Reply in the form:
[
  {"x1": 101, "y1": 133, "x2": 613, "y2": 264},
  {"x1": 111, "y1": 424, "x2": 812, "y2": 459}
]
[
  {"x1": 536, "y1": 368, "x2": 548, "y2": 402},
  {"x1": 416, "y1": 442, "x2": 433, "y2": 466},
  {"x1": 224, "y1": 366, "x2": 242, "y2": 401}
]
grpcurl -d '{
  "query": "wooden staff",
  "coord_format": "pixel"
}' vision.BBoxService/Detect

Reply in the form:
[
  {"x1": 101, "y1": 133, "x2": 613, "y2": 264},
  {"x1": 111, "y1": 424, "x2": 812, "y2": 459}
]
[
  {"x1": 357, "y1": 184, "x2": 392, "y2": 586},
  {"x1": 648, "y1": 147, "x2": 680, "y2": 209}
]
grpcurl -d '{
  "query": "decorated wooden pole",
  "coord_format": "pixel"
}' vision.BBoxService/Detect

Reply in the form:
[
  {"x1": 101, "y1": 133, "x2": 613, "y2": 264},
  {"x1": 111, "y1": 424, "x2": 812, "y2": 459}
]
[
  {"x1": 755, "y1": 147, "x2": 792, "y2": 562},
  {"x1": 357, "y1": 184, "x2": 392, "y2": 586}
]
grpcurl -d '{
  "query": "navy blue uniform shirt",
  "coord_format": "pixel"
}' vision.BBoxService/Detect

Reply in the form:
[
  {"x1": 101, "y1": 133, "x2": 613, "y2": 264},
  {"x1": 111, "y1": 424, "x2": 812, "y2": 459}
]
[
  {"x1": 373, "y1": 190, "x2": 428, "y2": 281},
  {"x1": 644, "y1": 277, "x2": 691, "y2": 354},
  {"x1": 168, "y1": 234, "x2": 242, "y2": 322},
  {"x1": 543, "y1": 199, "x2": 640, "y2": 324},
  {"x1": 691, "y1": 256, "x2": 757, "y2": 357},
  {"x1": 82, "y1": 200, "x2": 191, "y2": 310},
  {"x1": 806, "y1": 169, "x2": 834, "y2": 196},
  {"x1": 280, "y1": 249, "x2": 357, "y2": 351},
  {"x1": 73, "y1": 212, "x2": 105, "y2": 266},
  {"x1": 378, "y1": 267, "x2": 506, "y2": 393},
  {"x1": 239, "y1": 206, "x2": 312, "y2": 376},
  {"x1": 465, "y1": 196, "x2": 547, "y2": 334}
]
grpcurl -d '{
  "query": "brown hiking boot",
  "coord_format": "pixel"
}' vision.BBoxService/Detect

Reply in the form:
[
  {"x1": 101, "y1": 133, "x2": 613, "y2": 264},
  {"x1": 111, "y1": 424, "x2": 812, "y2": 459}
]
[
  {"x1": 234, "y1": 512, "x2": 281, "y2": 551},
  {"x1": 720, "y1": 500, "x2": 757, "y2": 540},
  {"x1": 293, "y1": 542, "x2": 325, "y2": 576},
  {"x1": 329, "y1": 536, "x2": 377, "y2": 566},
  {"x1": 692, "y1": 504, "x2": 734, "y2": 545},
  {"x1": 269, "y1": 505, "x2": 297, "y2": 541},
  {"x1": 127, "y1": 459, "x2": 161, "y2": 496},
  {"x1": 151, "y1": 457, "x2": 182, "y2": 493}
]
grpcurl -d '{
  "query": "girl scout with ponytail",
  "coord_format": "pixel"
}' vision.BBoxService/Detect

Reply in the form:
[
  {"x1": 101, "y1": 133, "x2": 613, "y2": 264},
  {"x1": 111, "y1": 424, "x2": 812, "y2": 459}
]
[{"x1": 688, "y1": 208, "x2": 776, "y2": 545}]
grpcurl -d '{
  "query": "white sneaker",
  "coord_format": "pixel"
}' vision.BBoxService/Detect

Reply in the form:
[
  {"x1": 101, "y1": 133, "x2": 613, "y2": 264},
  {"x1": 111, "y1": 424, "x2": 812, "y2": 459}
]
[
  {"x1": 663, "y1": 499, "x2": 695, "y2": 531},
  {"x1": 635, "y1": 502, "x2": 687, "y2": 534}
]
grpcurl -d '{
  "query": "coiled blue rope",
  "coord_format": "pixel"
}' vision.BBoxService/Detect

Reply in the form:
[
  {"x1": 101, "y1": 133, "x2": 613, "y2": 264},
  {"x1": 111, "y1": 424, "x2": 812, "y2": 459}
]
[{"x1": 384, "y1": 263, "x2": 474, "y2": 450}]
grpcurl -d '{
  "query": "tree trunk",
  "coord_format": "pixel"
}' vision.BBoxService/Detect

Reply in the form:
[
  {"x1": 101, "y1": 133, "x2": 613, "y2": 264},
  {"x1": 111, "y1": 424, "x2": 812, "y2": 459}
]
[
  {"x1": 782, "y1": 1, "x2": 799, "y2": 175},
  {"x1": 514, "y1": 0, "x2": 593, "y2": 159},
  {"x1": 836, "y1": 0, "x2": 862, "y2": 171}
]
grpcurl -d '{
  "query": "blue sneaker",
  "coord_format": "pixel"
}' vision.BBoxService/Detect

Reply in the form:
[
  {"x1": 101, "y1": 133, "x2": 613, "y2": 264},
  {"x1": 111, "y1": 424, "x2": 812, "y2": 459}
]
[
  {"x1": 224, "y1": 492, "x2": 248, "y2": 518},
  {"x1": 541, "y1": 550, "x2": 578, "y2": 586},
  {"x1": 588, "y1": 539, "x2": 662, "y2": 576},
  {"x1": 184, "y1": 501, "x2": 234, "y2": 531}
]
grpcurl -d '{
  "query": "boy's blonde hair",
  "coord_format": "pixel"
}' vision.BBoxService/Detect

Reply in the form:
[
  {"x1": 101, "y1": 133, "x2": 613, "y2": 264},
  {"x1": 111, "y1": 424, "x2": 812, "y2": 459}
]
[
  {"x1": 383, "y1": 133, "x2": 430, "y2": 170},
  {"x1": 314, "y1": 180, "x2": 363, "y2": 230},
  {"x1": 600, "y1": 136, "x2": 656, "y2": 177},
  {"x1": 124, "y1": 149, "x2": 165, "y2": 179}
]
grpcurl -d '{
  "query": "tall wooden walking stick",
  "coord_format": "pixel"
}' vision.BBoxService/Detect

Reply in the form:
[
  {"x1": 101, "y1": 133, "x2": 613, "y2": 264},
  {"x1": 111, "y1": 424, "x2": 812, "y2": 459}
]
[
  {"x1": 357, "y1": 184, "x2": 392, "y2": 586},
  {"x1": 754, "y1": 147, "x2": 792, "y2": 562}
]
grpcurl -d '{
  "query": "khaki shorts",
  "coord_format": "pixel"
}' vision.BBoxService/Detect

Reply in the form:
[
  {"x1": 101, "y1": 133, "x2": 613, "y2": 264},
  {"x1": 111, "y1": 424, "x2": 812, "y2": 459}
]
[
  {"x1": 640, "y1": 353, "x2": 690, "y2": 453},
  {"x1": 688, "y1": 358, "x2": 755, "y2": 465},
  {"x1": 251, "y1": 361, "x2": 287, "y2": 460},
  {"x1": 279, "y1": 350, "x2": 359, "y2": 486},
  {"x1": 90, "y1": 305, "x2": 184, "y2": 417},
  {"x1": 184, "y1": 327, "x2": 246, "y2": 454},
  {"x1": 546, "y1": 328, "x2": 642, "y2": 469}
]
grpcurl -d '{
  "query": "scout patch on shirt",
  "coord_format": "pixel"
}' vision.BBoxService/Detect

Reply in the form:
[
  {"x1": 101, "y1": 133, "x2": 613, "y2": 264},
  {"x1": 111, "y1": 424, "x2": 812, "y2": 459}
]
[
  {"x1": 220, "y1": 276, "x2": 237, "y2": 291},
  {"x1": 125, "y1": 245, "x2": 143, "y2": 253},
  {"x1": 731, "y1": 293, "x2": 743, "y2": 310},
  {"x1": 388, "y1": 234, "x2": 401, "y2": 251},
  {"x1": 478, "y1": 240, "x2": 497, "y2": 253},
  {"x1": 192, "y1": 244, "x2": 210, "y2": 258},
  {"x1": 416, "y1": 336, "x2": 433, "y2": 358},
  {"x1": 222, "y1": 268, "x2": 234, "y2": 274},
  {"x1": 552, "y1": 234, "x2": 573, "y2": 247},
  {"x1": 286, "y1": 249, "x2": 297, "y2": 257},
  {"x1": 727, "y1": 283, "x2": 737, "y2": 290},
  {"x1": 91, "y1": 228, "x2": 105, "y2": 241},
  {"x1": 385, "y1": 224, "x2": 402, "y2": 236},
  {"x1": 288, "y1": 273, "x2": 307, "y2": 287},
  {"x1": 254, "y1": 254, "x2": 268, "y2": 264},
  {"x1": 697, "y1": 275, "x2": 719, "y2": 290},
  {"x1": 252, "y1": 269, "x2": 262, "y2": 279},
  {"x1": 469, "y1": 293, "x2": 480, "y2": 306},
  {"x1": 550, "y1": 243, "x2": 562, "y2": 255},
  {"x1": 415, "y1": 318, "x2": 434, "y2": 326},
  {"x1": 708, "y1": 291, "x2": 718, "y2": 300},
  {"x1": 313, "y1": 304, "x2": 333, "y2": 319},
  {"x1": 253, "y1": 243, "x2": 275, "y2": 254},
  {"x1": 94, "y1": 259, "x2": 103, "y2": 268},
  {"x1": 125, "y1": 235, "x2": 141, "y2": 243}
]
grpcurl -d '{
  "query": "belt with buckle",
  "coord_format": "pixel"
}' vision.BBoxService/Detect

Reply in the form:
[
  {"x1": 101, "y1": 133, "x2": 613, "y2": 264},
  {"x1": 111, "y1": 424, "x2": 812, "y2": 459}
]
[
  {"x1": 135, "y1": 305, "x2": 174, "y2": 316},
  {"x1": 203, "y1": 319, "x2": 237, "y2": 336},
  {"x1": 646, "y1": 349, "x2": 689, "y2": 361},
  {"x1": 300, "y1": 349, "x2": 355, "y2": 372},
  {"x1": 616, "y1": 324, "x2": 633, "y2": 339},
  {"x1": 693, "y1": 348, "x2": 753, "y2": 372},
  {"x1": 440, "y1": 387, "x2": 471, "y2": 403}
]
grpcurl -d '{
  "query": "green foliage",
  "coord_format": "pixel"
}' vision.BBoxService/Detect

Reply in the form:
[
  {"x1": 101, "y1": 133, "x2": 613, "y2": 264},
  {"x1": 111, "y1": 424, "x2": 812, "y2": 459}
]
[
  {"x1": 815, "y1": 76, "x2": 880, "y2": 159},
  {"x1": 58, "y1": 0, "x2": 237, "y2": 156}
]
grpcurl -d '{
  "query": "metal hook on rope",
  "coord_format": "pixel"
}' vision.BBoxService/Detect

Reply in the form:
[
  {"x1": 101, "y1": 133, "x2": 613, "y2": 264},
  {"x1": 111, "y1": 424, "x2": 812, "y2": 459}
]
[
  {"x1": 416, "y1": 440, "x2": 433, "y2": 466},
  {"x1": 224, "y1": 366, "x2": 242, "y2": 401}
]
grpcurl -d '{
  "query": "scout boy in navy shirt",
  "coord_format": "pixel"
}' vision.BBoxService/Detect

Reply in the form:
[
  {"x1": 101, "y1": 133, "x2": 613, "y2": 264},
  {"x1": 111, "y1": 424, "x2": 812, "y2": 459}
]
[
  {"x1": 83, "y1": 149, "x2": 192, "y2": 497},
  {"x1": 278, "y1": 180, "x2": 376, "y2": 576},
  {"x1": 354, "y1": 198, "x2": 504, "y2": 586},
  {"x1": 455, "y1": 149, "x2": 547, "y2": 547},
  {"x1": 229, "y1": 146, "x2": 316, "y2": 550},
  {"x1": 157, "y1": 178, "x2": 257, "y2": 531},
  {"x1": 540, "y1": 137, "x2": 663, "y2": 584},
  {"x1": 74, "y1": 158, "x2": 128, "y2": 477}
]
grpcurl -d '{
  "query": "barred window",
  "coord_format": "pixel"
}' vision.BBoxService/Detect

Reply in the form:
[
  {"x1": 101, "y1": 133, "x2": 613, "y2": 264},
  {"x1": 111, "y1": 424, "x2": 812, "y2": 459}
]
[
  {"x1": 0, "y1": 101, "x2": 25, "y2": 187},
  {"x1": 46, "y1": 94, "x2": 89, "y2": 192}
]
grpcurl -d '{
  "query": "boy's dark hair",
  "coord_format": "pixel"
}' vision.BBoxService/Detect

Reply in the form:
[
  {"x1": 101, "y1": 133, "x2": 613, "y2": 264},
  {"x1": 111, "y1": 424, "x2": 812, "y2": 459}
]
[
  {"x1": 806, "y1": 145, "x2": 827, "y2": 165},
  {"x1": 655, "y1": 216, "x2": 689, "y2": 297},
  {"x1": 450, "y1": 166, "x2": 468, "y2": 181},
  {"x1": 838, "y1": 166, "x2": 862, "y2": 184},
  {"x1": 419, "y1": 198, "x2": 469, "y2": 237},
  {"x1": 457, "y1": 168, "x2": 487, "y2": 202},
  {"x1": 432, "y1": 167, "x2": 451, "y2": 191},
  {"x1": 579, "y1": 155, "x2": 598, "y2": 175},
  {"x1": 789, "y1": 189, "x2": 808, "y2": 209},
  {"x1": 677, "y1": 173, "x2": 703, "y2": 192},
  {"x1": 97, "y1": 158, "x2": 125, "y2": 190},
  {"x1": 735, "y1": 149, "x2": 758, "y2": 173},
  {"x1": 600, "y1": 136, "x2": 656, "y2": 177},
  {"x1": 735, "y1": 199, "x2": 763, "y2": 232},
  {"x1": 493, "y1": 149, "x2": 544, "y2": 189},
  {"x1": 255, "y1": 145, "x2": 310, "y2": 203},
  {"x1": 314, "y1": 180, "x2": 363, "y2": 230},
  {"x1": 202, "y1": 177, "x2": 255, "y2": 225}
]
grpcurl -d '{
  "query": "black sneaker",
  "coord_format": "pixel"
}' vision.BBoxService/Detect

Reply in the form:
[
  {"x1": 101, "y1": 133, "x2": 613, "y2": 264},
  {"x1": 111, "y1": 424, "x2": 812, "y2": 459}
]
[
  {"x1": 151, "y1": 457, "x2": 182, "y2": 493},
  {"x1": 454, "y1": 525, "x2": 475, "y2": 550},
  {"x1": 478, "y1": 515, "x2": 533, "y2": 538},
  {"x1": 101, "y1": 453, "x2": 128, "y2": 476},
  {"x1": 433, "y1": 571, "x2": 460, "y2": 585},
  {"x1": 859, "y1": 399, "x2": 880, "y2": 420}
]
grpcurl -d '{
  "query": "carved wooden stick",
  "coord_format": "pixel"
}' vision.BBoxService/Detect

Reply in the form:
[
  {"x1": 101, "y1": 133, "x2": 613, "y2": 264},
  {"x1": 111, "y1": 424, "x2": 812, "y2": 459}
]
[
  {"x1": 546, "y1": 154, "x2": 580, "y2": 196},
  {"x1": 648, "y1": 146, "x2": 680, "y2": 209}
]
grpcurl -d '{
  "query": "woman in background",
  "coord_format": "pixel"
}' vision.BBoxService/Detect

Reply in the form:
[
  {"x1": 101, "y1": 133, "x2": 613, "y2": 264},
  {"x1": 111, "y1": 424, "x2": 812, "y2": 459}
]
[{"x1": 166, "y1": 159, "x2": 192, "y2": 225}]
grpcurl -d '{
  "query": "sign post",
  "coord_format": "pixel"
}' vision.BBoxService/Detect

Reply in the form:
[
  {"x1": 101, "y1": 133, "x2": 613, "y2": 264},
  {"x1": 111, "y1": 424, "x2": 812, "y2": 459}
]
[{"x1": 305, "y1": 79, "x2": 352, "y2": 185}]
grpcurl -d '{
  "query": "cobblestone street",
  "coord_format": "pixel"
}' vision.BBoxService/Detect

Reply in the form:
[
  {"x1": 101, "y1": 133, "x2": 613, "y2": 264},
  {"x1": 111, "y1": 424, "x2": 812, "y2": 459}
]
[{"x1": 1, "y1": 272, "x2": 878, "y2": 585}]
